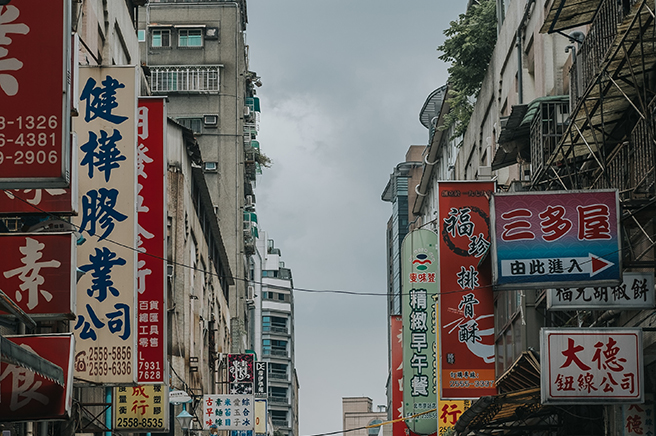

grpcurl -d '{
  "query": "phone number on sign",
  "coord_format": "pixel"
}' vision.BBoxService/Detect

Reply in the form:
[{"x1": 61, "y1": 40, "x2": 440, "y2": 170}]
[
  {"x1": 75, "y1": 346, "x2": 132, "y2": 377},
  {"x1": 116, "y1": 417, "x2": 164, "y2": 429},
  {"x1": 0, "y1": 115, "x2": 60, "y2": 166},
  {"x1": 139, "y1": 360, "x2": 162, "y2": 381}
]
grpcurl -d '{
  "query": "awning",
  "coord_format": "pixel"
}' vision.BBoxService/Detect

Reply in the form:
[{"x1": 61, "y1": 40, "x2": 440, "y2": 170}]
[
  {"x1": 540, "y1": 0, "x2": 603, "y2": 34},
  {"x1": 1, "y1": 336, "x2": 64, "y2": 386},
  {"x1": 495, "y1": 350, "x2": 541, "y2": 393}
]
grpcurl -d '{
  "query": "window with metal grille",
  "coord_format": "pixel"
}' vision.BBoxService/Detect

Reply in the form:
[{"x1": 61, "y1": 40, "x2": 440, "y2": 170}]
[{"x1": 150, "y1": 65, "x2": 220, "y2": 93}]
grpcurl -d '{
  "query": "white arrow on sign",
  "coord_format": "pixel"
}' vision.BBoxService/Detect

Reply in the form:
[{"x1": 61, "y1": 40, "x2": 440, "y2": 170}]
[{"x1": 500, "y1": 253, "x2": 614, "y2": 278}]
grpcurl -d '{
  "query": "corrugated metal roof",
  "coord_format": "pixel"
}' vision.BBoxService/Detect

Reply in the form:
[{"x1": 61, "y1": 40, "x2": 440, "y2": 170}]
[{"x1": 540, "y1": 0, "x2": 603, "y2": 34}]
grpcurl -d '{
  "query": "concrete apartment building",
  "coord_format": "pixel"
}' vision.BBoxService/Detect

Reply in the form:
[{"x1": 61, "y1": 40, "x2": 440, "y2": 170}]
[
  {"x1": 342, "y1": 397, "x2": 387, "y2": 436},
  {"x1": 139, "y1": 0, "x2": 254, "y2": 354},
  {"x1": 250, "y1": 232, "x2": 300, "y2": 436}
]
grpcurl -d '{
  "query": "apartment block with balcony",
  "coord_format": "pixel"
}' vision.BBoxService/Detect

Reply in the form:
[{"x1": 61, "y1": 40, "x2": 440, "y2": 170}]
[
  {"x1": 249, "y1": 233, "x2": 299, "y2": 436},
  {"x1": 139, "y1": 0, "x2": 256, "y2": 354}
]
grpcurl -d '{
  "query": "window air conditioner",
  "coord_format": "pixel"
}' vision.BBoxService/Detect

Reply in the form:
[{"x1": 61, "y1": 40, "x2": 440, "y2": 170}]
[
  {"x1": 203, "y1": 114, "x2": 218, "y2": 126},
  {"x1": 204, "y1": 161, "x2": 218, "y2": 172}
]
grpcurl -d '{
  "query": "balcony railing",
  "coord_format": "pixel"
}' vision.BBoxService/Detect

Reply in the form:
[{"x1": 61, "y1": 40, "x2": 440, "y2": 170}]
[
  {"x1": 272, "y1": 420, "x2": 289, "y2": 428},
  {"x1": 269, "y1": 372, "x2": 288, "y2": 380},
  {"x1": 150, "y1": 65, "x2": 220, "y2": 93},
  {"x1": 569, "y1": 0, "x2": 639, "y2": 107},
  {"x1": 590, "y1": 101, "x2": 656, "y2": 200},
  {"x1": 269, "y1": 396, "x2": 289, "y2": 404},
  {"x1": 529, "y1": 99, "x2": 570, "y2": 178}
]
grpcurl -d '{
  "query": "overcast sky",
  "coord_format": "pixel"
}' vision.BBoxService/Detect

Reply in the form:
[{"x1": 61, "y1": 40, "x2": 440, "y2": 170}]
[{"x1": 245, "y1": 2, "x2": 465, "y2": 435}]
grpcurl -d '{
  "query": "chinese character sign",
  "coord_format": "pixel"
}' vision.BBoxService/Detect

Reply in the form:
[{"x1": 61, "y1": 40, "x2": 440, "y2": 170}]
[
  {"x1": 0, "y1": 0, "x2": 71, "y2": 188},
  {"x1": 622, "y1": 394, "x2": 654, "y2": 435},
  {"x1": 0, "y1": 188, "x2": 75, "y2": 215},
  {"x1": 0, "y1": 233, "x2": 75, "y2": 318},
  {"x1": 491, "y1": 190, "x2": 621, "y2": 289},
  {"x1": 229, "y1": 354, "x2": 254, "y2": 394},
  {"x1": 113, "y1": 384, "x2": 169, "y2": 432},
  {"x1": 438, "y1": 182, "x2": 496, "y2": 400},
  {"x1": 72, "y1": 66, "x2": 138, "y2": 384},
  {"x1": 547, "y1": 272, "x2": 654, "y2": 310},
  {"x1": 541, "y1": 328, "x2": 643, "y2": 403},
  {"x1": 136, "y1": 98, "x2": 167, "y2": 383},
  {"x1": 203, "y1": 394, "x2": 254, "y2": 431},
  {"x1": 0, "y1": 334, "x2": 74, "y2": 421},
  {"x1": 401, "y1": 229, "x2": 438, "y2": 435},
  {"x1": 254, "y1": 361, "x2": 267, "y2": 396}
]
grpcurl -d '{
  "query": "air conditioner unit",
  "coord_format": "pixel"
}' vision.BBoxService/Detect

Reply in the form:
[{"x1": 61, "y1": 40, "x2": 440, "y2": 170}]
[
  {"x1": 245, "y1": 195, "x2": 254, "y2": 208},
  {"x1": 247, "y1": 285, "x2": 255, "y2": 301},
  {"x1": 478, "y1": 166, "x2": 492, "y2": 179},
  {"x1": 244, "y1": 106, "x2": 251, "y2": 117},
  {"x1": 203, "y1": 114, "x2": 218, "y2": 126},
  {"x1": 204, "y1": 161, "x2": 218, "y2": 172}
]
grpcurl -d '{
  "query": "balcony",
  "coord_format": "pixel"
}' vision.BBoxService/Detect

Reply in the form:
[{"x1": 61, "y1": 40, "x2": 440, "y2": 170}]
[
  {"x1": 529, "y1": 99, "x2": 570, "y2": 179},
  {"x1": 150, "y1": 65, "x2": 220, "y2": 93},
  {"x1": 269, "y1": 372, "x2": 288, "y2": 381},
  {"x1": 262, "y1": 349, "x2": 288, "y2": 358},
  {"x1": 272, "y1": 420, "x2": 289, "y2": 428},
  {"x1": 269, "y1": 397, "x2": 289, "y2": 405}
]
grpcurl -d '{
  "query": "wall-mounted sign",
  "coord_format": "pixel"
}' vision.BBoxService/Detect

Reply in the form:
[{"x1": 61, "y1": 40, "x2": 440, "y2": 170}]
[
  {"x1": 0, "y1": 188, "x2": 77, "y2": 215},
  {"x1": 113, "y1": 384, "x2": 169, "y2": 432},
  {"x1": 438, "y1": 181, "x2": 497, "y2": 400},
  {"x1": 547, "y1": 272, "x2": 654, "y2": 310},
  {"x1": 254, "y1": 399, "x2": 267, "y2": 434},
  {"x1": 229, "y1": 354, "x2": 254, "y2": 394},
  {"x1": 0, "y1": 334, "x2": 74, "y2": 421},
  {"x1": 541, "y1": 328, "x2": 643, "y2": 404},
  {"x1": 72, "y1": 66, "x2": 138, "y2": 384},
  {"x1": 0, "y1": 233, "x2": 76, "y2": 319},
  {"x1": 136, "y1": 97, "x2": 167, "y2": 384},
  {"x1": 203, "y1": 394, "x2": 254, "y2": 430},
  {"x1": 401, "y1": 229, "x2": 438, "y2": 435},
  {"x1": 491, "y1": 190, "x2": 621, "y2": 289},
  {"x1": 622, "y1": 393, "x2": 654, "y2": 435},
  {"x1": 0, "y1": 0, "x2": 71, "y2": 188},
  {"x1": 254, "y1": 361, "x2": 267, "y2": 396}
]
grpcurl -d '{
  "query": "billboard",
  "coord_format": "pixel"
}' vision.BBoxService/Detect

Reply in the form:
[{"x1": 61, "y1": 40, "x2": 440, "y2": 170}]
[
  {"x1": 72, "y1": 66, "x2": 138, "y2": 384},
  {"x1": 491, "y1": 190, "x2": 621, "y2": 289},
  {"x1": 0, "y1": 334, "x2": 74, "y2": 421},
  {"x1": 0, "y1": 0, "x2": 71, "y2": 188},
  {"x1": 113, "y1": 384, "x2": 169, "y2": 432},
  {"x1": 136, "y1": 97, "x2": 167, "y2": 384},
  {"x1": 401, "y1": 229, "x2": 438, "y2": 435},
  {"x1": 0, "y1": 233, "x2": 76, "y2": 319},
  {"x1": 541, "y1": 328, "x2": 643, "y2": 404},
  {"x1": 547, "y1": 272, "x2": 654, "y2": 310},
  {"x1": 438, "y1": 181, "x2": 496, "y2": 399},
  {"x1": 203, "y1": 394, "x2": 255, "y2": 431}
]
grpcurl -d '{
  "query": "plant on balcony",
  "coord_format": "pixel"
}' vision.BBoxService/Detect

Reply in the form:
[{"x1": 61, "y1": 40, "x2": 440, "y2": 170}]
[{"x1": 437, "y1": 0, "x2": 497, "y2": 140}]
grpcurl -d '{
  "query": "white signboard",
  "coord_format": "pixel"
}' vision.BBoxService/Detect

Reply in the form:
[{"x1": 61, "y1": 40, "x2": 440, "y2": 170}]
[
  {"x1": 541, "y1": 328, "x2": 643, "y2": 404},
  {"x1": 547, "y1": 272, "x2": 655, "y2": 310},
  {"x1": 622, "y1": 393, "x2": 654, "y2": 435},
  {"x1": 202, "y1": 394, "x2": 254, "y2": 431}
]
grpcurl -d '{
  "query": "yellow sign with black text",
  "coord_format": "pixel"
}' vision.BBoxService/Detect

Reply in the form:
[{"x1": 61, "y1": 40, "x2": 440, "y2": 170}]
[{"x1": 113, "y1": 384, "x2": 169, "y2": 432}]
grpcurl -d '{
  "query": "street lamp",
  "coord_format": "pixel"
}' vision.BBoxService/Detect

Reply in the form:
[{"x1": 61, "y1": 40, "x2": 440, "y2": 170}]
[{"x1": 176, "y1": 405, "x2": 194, "y2": 435}]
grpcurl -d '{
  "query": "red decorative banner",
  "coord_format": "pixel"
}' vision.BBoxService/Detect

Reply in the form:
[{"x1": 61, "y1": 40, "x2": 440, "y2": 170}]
[
  {"x1": 0, "y1": 233, "x2": 76, "y2": 318},
  {"x1": 438, "y1": 181, "x2": 497, "y2": 399},
  {"x1": 0, "y1": 334, "x2": 74, "y2": 420},
  {"x1": 136, "y1": 98, "x2": 167, "y2": 383}
]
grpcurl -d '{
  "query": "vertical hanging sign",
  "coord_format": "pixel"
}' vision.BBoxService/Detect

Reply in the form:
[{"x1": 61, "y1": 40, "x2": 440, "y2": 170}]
[
  {"x1": 136, "y1": 97, "x2": 167, "y2": 384},
  {"x1": 0, "y1": 0, "x2": 71, "y2": 188},
  {"x1": 72, "y1": 66, "x2": 138, "y2": 384},
  {"x1": 401, "y1": 229, "x2": 438, "y2": 435},
  {"x1": 438, "y1": 181, "x2": 497, "y2": 399}
]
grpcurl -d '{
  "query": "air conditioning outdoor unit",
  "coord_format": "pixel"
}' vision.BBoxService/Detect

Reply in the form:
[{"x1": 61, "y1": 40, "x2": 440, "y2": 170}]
[
  {"x1": 203, "y1": 114, "x2": 218, "y2": 126},
  {"x1": 204, "y1": 161, "x2": 218, "y2": 172}
]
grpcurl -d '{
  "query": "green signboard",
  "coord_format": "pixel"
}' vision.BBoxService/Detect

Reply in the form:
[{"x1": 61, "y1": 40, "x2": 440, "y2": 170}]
[{"x1": 401, "y1": 229, "x2": 438, "y2": 435}]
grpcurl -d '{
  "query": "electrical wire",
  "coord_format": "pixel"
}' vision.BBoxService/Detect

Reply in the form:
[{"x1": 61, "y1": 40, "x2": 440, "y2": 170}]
[
  {"x1": 1, "y1": 189, "x2": 646, "y2": 300},
  {"x1": 301, "y1": 408, "x2": 438, "y2": 436}
]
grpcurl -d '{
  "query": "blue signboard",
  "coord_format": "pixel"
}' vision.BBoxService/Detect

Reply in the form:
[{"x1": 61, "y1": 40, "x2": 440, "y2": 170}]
[{"x1": 490, "y1": 190, "x2": 621, "y2": 289}]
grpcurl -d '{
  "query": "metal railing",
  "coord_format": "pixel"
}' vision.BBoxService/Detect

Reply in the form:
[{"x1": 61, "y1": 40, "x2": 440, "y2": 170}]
[
  {"x1": 529, "y1": 100, "x2": 570, "y2": 178},
  {"x1": 150, "y1": 65, "x2": 220, "y2": 93},
  {"x1": 570, "y1": 0, "x2": 639, "y2": 107}
]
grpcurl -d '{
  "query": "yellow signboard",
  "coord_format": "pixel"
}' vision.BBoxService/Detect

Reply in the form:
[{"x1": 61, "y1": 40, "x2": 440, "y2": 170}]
[{"x1": 113, "y1": 384, "x2": 169, "y2": 432}]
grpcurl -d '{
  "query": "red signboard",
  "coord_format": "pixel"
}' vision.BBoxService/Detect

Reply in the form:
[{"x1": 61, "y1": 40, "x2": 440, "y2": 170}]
[
  {"x1": 0, "y1": 188, "x2": 76, "y2": 215},
  {"x1": 0, "y1": 0, "x2": 71, "y2": 187},
  {"x1": 0, "y1": 334, "x2": 74, "y2": 420},
  {"x1": 0, "y1": 233, "x2": 76, "y2": 318},
  {"x1": 438, "y1": 181, "x2": 497, "y2": 399},
  {"x1": 136, "y1": 98, "x2": 167, "y2": 383}
]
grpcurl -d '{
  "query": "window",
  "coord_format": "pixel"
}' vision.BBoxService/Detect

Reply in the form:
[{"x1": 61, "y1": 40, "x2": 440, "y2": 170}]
[
  {"x1": 152, "y1": 29, "x2": 170, "y2": 47},
  {"x1": 176, "y1": 117, "x2": 203, "y2": 133},
  {"x1": 269, "y1": 363, "x2": 287, "y2": 378},
  {"x1": 138, "y1": 30, "x2": 146, "y2": 42},
  {"x1": 270, "y1": 386, "x2": 287, "y2": 398},
  {"x1": 179, "y1": 28, "x2": 202, "y2": 47},
  {"x1": 263, "y1": 316, "x2": 287, "y2": 332}
]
